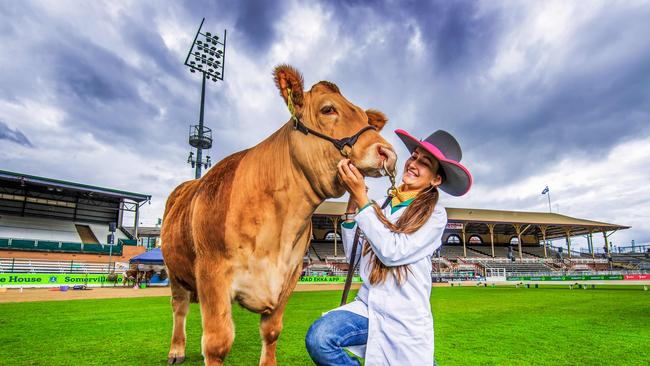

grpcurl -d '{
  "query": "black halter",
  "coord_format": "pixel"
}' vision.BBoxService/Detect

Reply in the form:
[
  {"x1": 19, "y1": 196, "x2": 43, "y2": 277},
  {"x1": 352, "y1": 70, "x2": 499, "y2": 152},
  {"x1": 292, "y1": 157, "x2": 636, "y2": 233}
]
[{"x1": 292, "y1": 115, "x2": 376, "y2": 157}]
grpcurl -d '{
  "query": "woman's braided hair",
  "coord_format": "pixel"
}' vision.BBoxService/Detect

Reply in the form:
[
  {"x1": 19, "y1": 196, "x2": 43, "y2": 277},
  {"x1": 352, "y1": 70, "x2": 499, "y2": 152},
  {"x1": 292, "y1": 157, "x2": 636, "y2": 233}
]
[{"x1": 362, "y1": 185, "x2": 439, "y2": 285}]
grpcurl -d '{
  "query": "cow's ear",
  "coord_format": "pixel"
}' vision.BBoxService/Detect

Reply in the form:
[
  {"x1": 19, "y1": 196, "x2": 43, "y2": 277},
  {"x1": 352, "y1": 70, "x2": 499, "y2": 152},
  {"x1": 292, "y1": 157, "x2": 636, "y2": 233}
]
[
  {"x1": 366, "y1": 109, "x2": 388, "y2": 132},
  {"x1": 273, "y1": 64, "x2": 305, "y2": 109}
]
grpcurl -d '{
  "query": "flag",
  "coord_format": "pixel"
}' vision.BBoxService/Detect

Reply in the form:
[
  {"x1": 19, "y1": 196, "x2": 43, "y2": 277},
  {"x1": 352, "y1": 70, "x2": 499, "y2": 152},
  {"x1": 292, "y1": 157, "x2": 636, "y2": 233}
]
[{"x1": 541, "y1": 186, "x2": 549, "y2": 195}]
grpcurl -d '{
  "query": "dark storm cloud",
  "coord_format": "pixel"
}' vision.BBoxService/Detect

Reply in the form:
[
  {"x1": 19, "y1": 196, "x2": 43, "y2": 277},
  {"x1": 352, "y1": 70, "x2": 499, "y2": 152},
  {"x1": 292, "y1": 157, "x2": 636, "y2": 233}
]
[
  {"x1": 179, "y1": 0, "x2": 285, "y2": 54},
  {"x1": 325, "y1": 0, "x2": 503, "y2": 72},
  {"x1": 0, "y1": 120, "x2": 33, "y2": 147},
  {"x1": 232, "y1": 0, "x2": 285, "y2": 52}
]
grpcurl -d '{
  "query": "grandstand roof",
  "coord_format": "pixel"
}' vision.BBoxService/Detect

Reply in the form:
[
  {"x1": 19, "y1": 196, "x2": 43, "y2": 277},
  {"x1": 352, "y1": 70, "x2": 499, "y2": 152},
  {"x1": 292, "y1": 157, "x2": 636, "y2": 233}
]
[
  {"x1": 313, "y1": 201, "x2": 346, "y2": 216},
  {"x1": 123, "y1": 226, "x2": 160, "y2": 237},
  {"x1": 0, "y1": 170, "x2": 150, "y2": 202},
  {"x1": 314, "y1": 201, "x2": 629, "y2": 239},
  {"x1": 0, "y1": 169, "x2": 150, "y2": 224}
]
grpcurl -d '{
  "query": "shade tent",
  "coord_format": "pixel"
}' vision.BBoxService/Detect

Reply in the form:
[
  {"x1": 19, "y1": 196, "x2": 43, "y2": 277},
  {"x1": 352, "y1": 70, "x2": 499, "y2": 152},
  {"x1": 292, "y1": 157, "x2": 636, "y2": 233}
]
[{"x1": 129, "y1": 248, "x2": 164, "y2": 264}]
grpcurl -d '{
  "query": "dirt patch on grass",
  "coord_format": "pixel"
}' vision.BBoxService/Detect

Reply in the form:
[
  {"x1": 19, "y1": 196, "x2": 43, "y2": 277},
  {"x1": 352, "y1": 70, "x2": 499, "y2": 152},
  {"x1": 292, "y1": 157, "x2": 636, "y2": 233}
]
[
  {"x1": 0, "y1": 283, "x2": 361, "y2": 303},
  {"x1": 0, "y1": 287, "x2": 171, "y2": 303}
]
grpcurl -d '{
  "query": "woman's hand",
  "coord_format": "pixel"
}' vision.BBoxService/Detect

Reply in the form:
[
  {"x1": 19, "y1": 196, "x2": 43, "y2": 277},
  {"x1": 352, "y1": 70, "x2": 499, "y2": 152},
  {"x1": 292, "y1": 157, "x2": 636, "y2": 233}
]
[{"x1": 337, "y1": 159, "x2": 369, "y2": 208}]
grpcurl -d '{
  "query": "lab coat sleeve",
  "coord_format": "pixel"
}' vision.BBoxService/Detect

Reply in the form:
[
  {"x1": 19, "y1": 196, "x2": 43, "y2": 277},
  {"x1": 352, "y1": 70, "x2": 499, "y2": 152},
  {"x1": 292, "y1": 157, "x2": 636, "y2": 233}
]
[
  {"x1": 354, "y1": 205, "x2": 447, "y2": 266},
  {"x1": 340, "y1": 222, "x2": 361, "y2": 264}
]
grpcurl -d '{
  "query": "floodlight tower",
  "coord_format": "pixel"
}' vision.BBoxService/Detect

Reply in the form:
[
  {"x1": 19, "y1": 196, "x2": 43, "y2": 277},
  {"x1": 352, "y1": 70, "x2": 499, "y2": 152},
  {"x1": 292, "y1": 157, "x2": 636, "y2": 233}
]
[{"x1": 184, "y1": 18, "x2": 227, "y2": 179}]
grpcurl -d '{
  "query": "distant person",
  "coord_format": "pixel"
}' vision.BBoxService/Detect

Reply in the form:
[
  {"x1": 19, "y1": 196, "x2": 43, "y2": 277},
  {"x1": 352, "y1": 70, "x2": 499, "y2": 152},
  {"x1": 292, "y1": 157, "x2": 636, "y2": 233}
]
[{"x1": 305, "y1": 130, "x2": 471, "y2": 365}]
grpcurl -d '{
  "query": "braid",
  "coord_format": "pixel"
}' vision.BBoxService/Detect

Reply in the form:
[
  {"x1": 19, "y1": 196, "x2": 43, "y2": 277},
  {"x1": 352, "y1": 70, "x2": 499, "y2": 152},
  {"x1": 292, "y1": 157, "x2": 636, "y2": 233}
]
[{"x1": 362, "y1": 187, "x2": 439, "y2": 285}]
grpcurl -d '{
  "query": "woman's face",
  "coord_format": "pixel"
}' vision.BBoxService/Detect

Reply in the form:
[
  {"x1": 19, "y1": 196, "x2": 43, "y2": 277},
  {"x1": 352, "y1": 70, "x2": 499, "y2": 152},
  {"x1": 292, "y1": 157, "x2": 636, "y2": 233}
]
[{"x1": 401, "y1": 147, "x2": 443, "y2": 191}]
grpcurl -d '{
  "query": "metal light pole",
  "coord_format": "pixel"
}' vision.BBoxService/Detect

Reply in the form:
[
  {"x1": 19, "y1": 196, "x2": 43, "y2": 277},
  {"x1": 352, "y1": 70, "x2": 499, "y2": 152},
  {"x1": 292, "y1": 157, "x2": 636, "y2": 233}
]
[{"x1": 184, "y1": 18, "x2": 227, "y2": 179}]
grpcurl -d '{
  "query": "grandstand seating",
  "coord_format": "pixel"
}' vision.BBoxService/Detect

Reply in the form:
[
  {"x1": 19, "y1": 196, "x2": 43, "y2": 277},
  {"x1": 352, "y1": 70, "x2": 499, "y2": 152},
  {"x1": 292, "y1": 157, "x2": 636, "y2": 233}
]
[
  {"x1": 466, "y1": 246, "x2": 493, "y2": 257},
  {"x1": 0, "y1": 215, "x2": 80, "y2": 242},
  {"x1": 440, "y1": 245, "x2": 465, "y2": 259},
  {"x1": 480, "y1": 261, "x2": 551, "y2": 275},
  {"x1": 466, "y1": 246, "x2": 490, "y2": 257},
  {"x1": 521, "y1": 246, "x2": 557, "y2": 258},
  {"x1": 612, "y1": 253, "x2": 650, "y2": 270},
  {"x1": 310, "y1": 241, "x2": 344, "y2": 260},
  {"x1": 0, "y1": 214, "x2": 129, "y2": 256}
]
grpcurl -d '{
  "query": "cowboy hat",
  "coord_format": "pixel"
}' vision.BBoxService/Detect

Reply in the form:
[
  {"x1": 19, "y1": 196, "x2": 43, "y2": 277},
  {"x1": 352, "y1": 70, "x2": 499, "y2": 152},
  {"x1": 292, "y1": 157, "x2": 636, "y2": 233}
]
[{"x1": 395, "y1": 129, "x2": 472, "y2": 196}]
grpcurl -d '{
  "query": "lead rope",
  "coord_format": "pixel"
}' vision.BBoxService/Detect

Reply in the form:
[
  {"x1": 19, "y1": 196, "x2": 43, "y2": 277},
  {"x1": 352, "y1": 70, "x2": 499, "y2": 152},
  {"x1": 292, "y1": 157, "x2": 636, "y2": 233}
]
[{"x1": 340, "y1": 165, "x2": 396, "y2": 306}]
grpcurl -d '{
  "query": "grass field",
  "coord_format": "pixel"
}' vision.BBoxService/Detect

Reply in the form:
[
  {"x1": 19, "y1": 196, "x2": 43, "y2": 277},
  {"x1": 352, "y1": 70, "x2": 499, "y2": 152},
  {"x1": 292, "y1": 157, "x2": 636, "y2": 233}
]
[{"x1": 0, "y1": 286, "x2": 648, "y2": 365}]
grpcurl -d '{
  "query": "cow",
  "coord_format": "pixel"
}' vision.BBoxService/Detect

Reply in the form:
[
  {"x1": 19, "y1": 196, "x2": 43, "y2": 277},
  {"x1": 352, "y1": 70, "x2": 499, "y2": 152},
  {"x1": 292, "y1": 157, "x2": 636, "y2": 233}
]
[
  {"x1": 122, "y1": 268, "x2": 139, "y2": 287},
  {"x1": 161, "y1": 65, "x2": 397, "y2": 365}
]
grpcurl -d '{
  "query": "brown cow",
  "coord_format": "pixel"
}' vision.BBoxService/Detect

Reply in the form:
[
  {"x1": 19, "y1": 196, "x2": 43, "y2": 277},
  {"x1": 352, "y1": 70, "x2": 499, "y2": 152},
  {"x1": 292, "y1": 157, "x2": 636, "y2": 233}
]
[
  {"x1": 161, "y1": 65, "x2": 397, "y2": 365},
  {"x1": 122, "y1": 268, "x2": 139, "y2": 287}
]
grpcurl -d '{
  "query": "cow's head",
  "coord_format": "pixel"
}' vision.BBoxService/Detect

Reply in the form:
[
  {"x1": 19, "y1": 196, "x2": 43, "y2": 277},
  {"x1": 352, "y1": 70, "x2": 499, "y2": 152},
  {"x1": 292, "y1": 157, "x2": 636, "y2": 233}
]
[{"x1": 274, "y1": 65, "x2": 397, "y2": 198}]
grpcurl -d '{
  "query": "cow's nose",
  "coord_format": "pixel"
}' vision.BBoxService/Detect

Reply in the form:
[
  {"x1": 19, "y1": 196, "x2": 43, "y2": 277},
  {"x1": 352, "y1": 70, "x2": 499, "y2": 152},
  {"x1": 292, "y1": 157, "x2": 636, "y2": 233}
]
[{"x1": 378, "y1": 145, "x2": 397, "y2": 173}]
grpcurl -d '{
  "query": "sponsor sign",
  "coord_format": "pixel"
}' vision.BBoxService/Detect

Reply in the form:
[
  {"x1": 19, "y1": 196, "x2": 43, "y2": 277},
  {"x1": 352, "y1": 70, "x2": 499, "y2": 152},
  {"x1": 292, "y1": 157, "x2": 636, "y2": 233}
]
[
  {"x1": 624, "y1": 274, "x2": 650, "y2": 280},
  {"x1": 298, "y1": 276, "x2": 361, "y2": 284},
  {"x1": 507, "y1": 275, "x2": 626, "y2": 281},
  {"x1": 0, "y1": 273, "x2": 123, "y2": 287},
  {"x1": 445, "y1": 223, "x2": 464, "y2": 230}
]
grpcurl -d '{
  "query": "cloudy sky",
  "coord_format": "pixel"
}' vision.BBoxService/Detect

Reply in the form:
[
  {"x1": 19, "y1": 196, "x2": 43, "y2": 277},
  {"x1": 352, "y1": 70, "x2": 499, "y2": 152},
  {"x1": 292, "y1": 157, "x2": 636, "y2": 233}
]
[{"x1": 1, "y1": 0, "x2": 649, "y2": 250}]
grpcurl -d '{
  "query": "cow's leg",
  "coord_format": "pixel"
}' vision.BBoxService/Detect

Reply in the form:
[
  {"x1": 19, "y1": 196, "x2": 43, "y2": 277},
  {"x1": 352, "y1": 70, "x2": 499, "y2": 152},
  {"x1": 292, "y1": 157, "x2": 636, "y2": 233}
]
[
  {"x1": 197, "y1": 260, "x2": 234, "y2": 366},
  {"x1": 259, "y1": 267, "x2": 301, "y2": 366},
  {"x1": 259, "y1": 304, "x2": 286, "y2": 366},
  {"x1": 167, "y1": 279, "x2": 190, "y2": 365}
]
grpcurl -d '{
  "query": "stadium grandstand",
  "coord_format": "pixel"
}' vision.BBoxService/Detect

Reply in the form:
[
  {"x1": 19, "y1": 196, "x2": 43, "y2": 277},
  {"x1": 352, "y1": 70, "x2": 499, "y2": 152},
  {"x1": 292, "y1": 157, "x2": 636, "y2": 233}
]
[
  {"x1": 306, "y1": 201, "x2": 640, "y2": 280},
  {"x1": 0, "y1": 170, "x2": 150, "y2": 274}
]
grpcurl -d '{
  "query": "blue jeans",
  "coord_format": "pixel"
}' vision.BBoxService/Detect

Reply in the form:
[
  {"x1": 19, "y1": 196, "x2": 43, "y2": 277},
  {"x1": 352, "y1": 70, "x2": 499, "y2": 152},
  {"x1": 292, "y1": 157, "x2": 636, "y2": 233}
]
[{"x1": 305, "y1": 310, "x2": 368, "y2": 366}]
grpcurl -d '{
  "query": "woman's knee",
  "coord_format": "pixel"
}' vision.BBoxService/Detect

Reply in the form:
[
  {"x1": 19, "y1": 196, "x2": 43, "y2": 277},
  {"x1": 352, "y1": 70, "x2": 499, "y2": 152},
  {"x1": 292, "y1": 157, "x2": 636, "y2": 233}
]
[{"x1": 305, "y1": 317, "x2": 330, "y2": 353}]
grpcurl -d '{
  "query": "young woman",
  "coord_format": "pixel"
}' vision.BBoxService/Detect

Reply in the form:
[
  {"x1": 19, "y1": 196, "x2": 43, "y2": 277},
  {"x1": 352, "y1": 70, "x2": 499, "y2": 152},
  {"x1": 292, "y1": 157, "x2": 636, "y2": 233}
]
[{"x1": 305, "y1": 129, "x2": 472, "y2": 366}]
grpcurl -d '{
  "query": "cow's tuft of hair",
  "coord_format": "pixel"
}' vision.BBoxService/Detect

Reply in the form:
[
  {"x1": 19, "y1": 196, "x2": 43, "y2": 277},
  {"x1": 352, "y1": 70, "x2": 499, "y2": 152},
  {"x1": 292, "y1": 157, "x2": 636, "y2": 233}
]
[{"x1": 315, "y1": 81, "x2": 340, "y2": 94}]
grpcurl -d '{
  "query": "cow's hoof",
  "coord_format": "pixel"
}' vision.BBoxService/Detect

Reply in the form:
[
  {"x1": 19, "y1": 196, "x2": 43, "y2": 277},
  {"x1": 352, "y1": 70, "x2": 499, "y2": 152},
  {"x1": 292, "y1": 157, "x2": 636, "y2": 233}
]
[{"x1": 167, "y1": 356, "x2": 185, "y2": 364}]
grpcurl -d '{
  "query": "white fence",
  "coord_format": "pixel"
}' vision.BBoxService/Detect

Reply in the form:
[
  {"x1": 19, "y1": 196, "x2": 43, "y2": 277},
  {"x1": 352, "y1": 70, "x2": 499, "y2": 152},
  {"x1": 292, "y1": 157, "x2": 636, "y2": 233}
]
[{"x1": 0, "y1": 257, "x2": 128, "y2": 274}]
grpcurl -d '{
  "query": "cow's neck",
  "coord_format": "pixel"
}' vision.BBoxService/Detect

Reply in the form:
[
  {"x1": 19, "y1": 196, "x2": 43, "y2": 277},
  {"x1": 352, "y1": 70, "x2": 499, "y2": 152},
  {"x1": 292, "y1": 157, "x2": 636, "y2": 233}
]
[{"x1": 244, "y1": 122, "x2": 343, "y2": 214}]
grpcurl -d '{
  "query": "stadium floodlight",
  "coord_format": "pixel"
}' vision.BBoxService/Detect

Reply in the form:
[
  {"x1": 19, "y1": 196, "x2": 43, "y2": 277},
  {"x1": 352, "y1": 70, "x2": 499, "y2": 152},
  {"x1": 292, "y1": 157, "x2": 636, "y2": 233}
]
[{"x1": 183, "y1": 18, "x2": 227, "y2": 179}]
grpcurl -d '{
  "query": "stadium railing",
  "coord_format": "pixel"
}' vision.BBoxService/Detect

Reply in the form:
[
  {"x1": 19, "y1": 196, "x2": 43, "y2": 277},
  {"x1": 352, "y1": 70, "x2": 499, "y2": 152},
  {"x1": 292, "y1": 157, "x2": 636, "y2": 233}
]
[{"x1": 0, "y1": 237, "x2": 123, "y2": 256}]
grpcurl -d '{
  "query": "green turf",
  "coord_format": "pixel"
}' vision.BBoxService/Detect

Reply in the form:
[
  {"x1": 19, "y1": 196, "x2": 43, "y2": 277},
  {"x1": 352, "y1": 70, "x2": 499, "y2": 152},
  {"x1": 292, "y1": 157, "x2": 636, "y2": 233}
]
[{"x1": 0, "y1": 286, "x2": 648, "y2": 365}]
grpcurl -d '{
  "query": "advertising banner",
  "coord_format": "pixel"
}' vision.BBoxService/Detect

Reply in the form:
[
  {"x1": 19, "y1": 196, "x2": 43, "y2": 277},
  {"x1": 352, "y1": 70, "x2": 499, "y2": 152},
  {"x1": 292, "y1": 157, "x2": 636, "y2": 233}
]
[
  {"x1": 445, "y1": 223, "x2": 464, "y2": 230},
  {"x1": 623, "y1": 274, "x2": 650, "y2": 280},
  {"x1": 506, "y1": 274, "x2": 626, "y2": 281},
  {"x1": 0, "y1": 273, "x2": 123, "y2": 288},
  {"x1": 298, "y1": 275, "x2": 361, "y2": 284}
]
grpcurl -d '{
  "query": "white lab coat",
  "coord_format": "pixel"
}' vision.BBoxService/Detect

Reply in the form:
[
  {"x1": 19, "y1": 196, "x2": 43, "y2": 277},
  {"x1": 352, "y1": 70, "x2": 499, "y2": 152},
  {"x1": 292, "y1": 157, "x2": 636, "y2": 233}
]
[{"x1": 334, "y1": 201, "x2": 447, "y2": 366}]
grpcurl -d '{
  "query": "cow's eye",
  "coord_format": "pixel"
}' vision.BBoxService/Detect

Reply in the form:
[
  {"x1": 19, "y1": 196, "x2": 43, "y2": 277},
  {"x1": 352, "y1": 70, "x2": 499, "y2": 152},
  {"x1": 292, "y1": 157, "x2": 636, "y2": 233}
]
[{"x1": 320, "y1": 105, "x2": 336, "y2": 115}]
